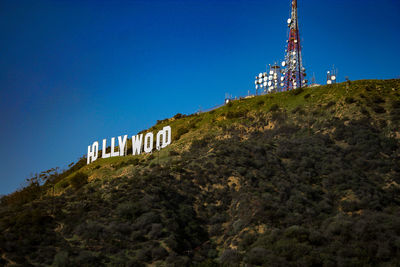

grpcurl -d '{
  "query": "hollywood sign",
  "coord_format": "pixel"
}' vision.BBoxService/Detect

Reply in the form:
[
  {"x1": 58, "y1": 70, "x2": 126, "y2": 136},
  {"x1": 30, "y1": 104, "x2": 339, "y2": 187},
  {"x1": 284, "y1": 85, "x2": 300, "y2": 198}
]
[{"x1": 87, "y1": 126, "x2": 172, "y2": 165}]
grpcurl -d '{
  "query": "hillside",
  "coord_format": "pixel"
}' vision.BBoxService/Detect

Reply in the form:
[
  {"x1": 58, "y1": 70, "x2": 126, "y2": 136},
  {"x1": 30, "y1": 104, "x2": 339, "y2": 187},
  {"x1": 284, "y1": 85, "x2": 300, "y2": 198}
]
[{"x1": 1, "y1": 79, "x2": 400, "y2": 266}]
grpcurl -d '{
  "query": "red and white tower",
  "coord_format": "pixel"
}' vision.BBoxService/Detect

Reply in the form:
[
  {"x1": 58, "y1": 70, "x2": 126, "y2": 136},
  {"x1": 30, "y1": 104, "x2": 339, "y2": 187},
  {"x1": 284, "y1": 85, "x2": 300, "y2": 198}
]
[{"x1": 281, "y1": 0, "x2": 307, "y2": 90}]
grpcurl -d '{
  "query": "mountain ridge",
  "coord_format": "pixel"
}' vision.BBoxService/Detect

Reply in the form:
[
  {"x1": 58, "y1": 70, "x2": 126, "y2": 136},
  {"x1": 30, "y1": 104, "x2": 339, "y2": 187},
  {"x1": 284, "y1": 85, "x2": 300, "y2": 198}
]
[{"x1": 1, "y1": 79, "x2": 400, "y2": 266}]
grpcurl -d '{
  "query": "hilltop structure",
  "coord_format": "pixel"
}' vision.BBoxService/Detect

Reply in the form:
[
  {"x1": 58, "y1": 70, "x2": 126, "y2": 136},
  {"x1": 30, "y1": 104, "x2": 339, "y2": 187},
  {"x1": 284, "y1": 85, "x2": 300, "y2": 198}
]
[{"x1": 255, "y1": 0, "x2": 307, "y2": 93}]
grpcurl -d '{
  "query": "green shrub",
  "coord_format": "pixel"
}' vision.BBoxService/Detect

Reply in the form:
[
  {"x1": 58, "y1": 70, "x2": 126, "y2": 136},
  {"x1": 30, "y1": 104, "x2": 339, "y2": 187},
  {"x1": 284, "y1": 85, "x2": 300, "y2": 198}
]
[
  {"x1": 196, "y1": 259, "x2": 219, "y2": 267},
  {"x1": 361, "y1": 107, "x2": 369, "y2": 116},
  {"x1": 174, "y1": 127, "x2": 189, "y2": 141},
  {"x1": 59, "y1": 180, "x2": 69, "y2": 189},
  {"x1": 115, "y1": 158, "x2": 139, "y2": 169},
  {"x1": 341, "y1": 200, "x2": 361, "y2": 212},
  {"x1": 373, "y1": 96, "x2": 385, "y2": 104},
  {"x1": 173, "y1": 113, "x2": 184, "y2": 119},
  {"x1": 117, "y1": 201, "x2": 142, "y2": 220},
  {"x1": 284, "y1": 225, "x2": 309, "y2": 242},
  {"x1": 345, "y1": 97, "x2": 356, "y2": 104},
  {"x1": 69, "y1": 172, "x2": 88, "y2": 190},
  {"x1": 239, "y1": 233, "x2": 256, "y2": 250},
  {"x1": 291, "y1": 87, "x2": 304, "y2": 96},
  {"x1": 269, "y1": 104, "x2": 279, "y2": 112},
  {"x1": 226, "y1": 109, "x2": 247, "y2": 119},
  {"x1": 151, "y1": 246, "x2": 168, "y2": 260},
  {"x1": 74, "y1": 250, "x2": 100, "y2": 265},
  {"x1": 191, "y1": 139, "x2": 208, "y2": 149},
  {"x1": 292, "y1": 106, "x2": 303, "y2": 114},
  {"x1": 372, "y1": 105, "x2": 386, "y2": 113},
  {"x1": 326, "y1": 101, "x2": 336, "y2": 108},
  {"x1": 169, "y1": 150, "x2": 179, "y2": 156},
  {"x1": 219, "y1": 249, "x2": 242, "y2": 266},
  {"x1": 245, "y1": 247, "x2": 269, "y2": 265},
  {"x1": 391, "y1": 100, "x2": 400, "y2": 109},
  {"x1": 271, "y1": 111, "x2": 284, "y2": 122},
  {"x1": 52, "y1": 251, "x2": 69, "y2": 267}
]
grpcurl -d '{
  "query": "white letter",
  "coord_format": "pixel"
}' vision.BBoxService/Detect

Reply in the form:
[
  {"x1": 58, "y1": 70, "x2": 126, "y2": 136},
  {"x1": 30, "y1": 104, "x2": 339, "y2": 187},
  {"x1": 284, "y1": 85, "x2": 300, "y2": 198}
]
[
  {"x1": 87, "y1": 141, "x2": 99, "y2": 164},
  {"x1": 111, "y1": 137, "x2": 119, "y2": 157},
  {"x1": 162, "y1": 126, "x2": 172, "y2": 148},
  {"x1": 144, "y1": 132, "x2": 153, "y2": 153},
  {"x1": 132, "y1": 134, "x2": 143, "y2": 155},
  {"x1": 118, "y1": 135, "x2": 128, "y2": 156},
  {"x1": 156, "y1": 130, "x2": 164, "y2": 151},
  {"x1": 102, "y1": 139, "x2": 110, "y2": 158},
  {"x1": 87, "y1": 145, "x2": 93, "y2": 165}
]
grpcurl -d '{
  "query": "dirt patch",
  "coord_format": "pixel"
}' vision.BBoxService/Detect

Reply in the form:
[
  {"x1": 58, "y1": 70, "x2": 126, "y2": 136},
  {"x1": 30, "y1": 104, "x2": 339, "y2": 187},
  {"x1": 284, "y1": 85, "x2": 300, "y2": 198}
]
[{"x1": 227, "y1": 176, "x2": 240, "y2": 191}]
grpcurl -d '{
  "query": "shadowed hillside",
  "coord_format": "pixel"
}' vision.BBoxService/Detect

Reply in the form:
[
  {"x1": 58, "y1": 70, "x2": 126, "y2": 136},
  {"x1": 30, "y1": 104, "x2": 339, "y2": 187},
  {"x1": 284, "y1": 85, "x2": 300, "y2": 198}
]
[{"x1": 1, "y1": 79, "x2": 400, "y2": 266}]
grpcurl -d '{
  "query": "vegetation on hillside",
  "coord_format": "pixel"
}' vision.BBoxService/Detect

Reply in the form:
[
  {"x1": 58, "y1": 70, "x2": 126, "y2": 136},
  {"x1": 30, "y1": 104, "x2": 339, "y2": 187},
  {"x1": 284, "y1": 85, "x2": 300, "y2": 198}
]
[{"x1": 1, "y1": 79, "x2": 400, "y2": 266}]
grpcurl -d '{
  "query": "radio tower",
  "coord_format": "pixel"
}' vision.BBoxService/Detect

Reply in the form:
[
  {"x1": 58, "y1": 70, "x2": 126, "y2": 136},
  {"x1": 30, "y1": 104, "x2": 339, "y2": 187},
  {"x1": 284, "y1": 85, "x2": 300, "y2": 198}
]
[{"x1": 282, "y1": 0, "x2": 307, "y2": 90}]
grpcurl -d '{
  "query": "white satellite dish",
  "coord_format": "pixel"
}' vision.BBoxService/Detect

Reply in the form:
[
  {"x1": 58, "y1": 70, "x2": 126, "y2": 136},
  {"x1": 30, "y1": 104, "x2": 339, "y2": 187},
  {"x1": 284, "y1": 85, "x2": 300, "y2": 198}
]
[
  {"x1": 282, "y1": 61, "x2": 286, "y2": 67},
  {"x1": 327, "y1": 80, "x2": 332, "y2": 85},
  {"x1": 280, "y1": 83, "x2": 284, "y2": 87},
  {"x1": 258, "y1": 78, "x2": 263, "y2": 83},
  {"x1": 287, "y1": 18, "x2": 291, "y2": 24},
  {"x1": 259, "y1": 73, "x2": 263, "y2": 78},
  {"x1": 269, "y1": 76, "x2": 273, "y2": 81},
  {"x1": 269, "y1": 71, "x2": 274, "y2": 75},
  {"x1": 331, "y1": 75, "x2": 336, "y2": 81},
  {"x1": 268, "y1": 81, "x2": 272, "y2": 86},
  {"x1": 327, "y1": 71, "x2": 330, "y2": 74},
  {"x1": 281, "y1": 76, "x2": 285, "y2": 81},
  {"x1": 263, "y1": 81, "x2": 267, "y2": 86},
  {"x1": 294, "y1": 40, "x2": 298, "y2": 43},
  {"x1": 263, "y1": 72, "x2": 267, "y2": 77},
  {"x1": 292, "y1": 51, "x2": 296, "y2": 56},
  {"x1": 263, "y1": 77, "x2": 268, "y2": 82},
  {"x1": 260, "y1": 84, "x2": 263, "y2": 88},
  {"x1": 255, "y1": 80, "x2": 258, "y2": 85},
  {"x1": 255, "y1": 85, "x2": 258, "y2": 89}
]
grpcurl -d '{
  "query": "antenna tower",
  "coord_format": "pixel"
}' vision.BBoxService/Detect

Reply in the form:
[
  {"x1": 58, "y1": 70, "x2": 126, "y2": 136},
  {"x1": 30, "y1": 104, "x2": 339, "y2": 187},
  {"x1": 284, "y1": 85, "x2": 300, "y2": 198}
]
[
  {"x1": 281, "y1": 0, "x2": 307, "y2": 90},
  {"x1": 326, "y1": 66, "x2": 338, "y2": 85}
]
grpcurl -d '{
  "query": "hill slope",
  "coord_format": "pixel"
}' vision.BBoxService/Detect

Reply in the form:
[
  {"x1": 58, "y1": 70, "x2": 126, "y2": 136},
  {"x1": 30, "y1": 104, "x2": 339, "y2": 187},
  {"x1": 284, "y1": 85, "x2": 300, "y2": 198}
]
[{"x1": 1, "y1": 79, "x2": 400, "y2": 266}]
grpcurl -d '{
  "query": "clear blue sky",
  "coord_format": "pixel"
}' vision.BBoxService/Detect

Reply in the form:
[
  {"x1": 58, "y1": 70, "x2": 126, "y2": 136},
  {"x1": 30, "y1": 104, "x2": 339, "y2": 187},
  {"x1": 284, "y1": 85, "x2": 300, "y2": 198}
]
[{"x1": 0, "y1": 0, "x2": 399, "y2": 195}]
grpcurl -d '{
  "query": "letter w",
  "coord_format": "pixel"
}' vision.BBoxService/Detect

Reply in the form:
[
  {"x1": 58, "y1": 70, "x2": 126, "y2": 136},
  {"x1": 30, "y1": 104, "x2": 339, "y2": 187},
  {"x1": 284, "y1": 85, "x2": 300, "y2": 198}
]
[{"x1": 132, "y1": 134, "x2": 143, "y2": 155}]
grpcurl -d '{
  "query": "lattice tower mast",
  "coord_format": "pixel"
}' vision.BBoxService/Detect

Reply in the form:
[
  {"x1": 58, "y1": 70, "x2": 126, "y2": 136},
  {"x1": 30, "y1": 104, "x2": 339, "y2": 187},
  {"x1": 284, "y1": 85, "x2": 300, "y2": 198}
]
[{"x1": 283, "y1": 0, "x2": 306, "y2": 90}]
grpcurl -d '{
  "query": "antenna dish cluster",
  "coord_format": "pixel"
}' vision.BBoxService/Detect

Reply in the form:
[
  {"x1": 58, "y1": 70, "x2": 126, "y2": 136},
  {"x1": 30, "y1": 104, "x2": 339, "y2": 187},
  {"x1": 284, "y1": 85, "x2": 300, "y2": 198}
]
[
  {"x1": 252, "y1": 0, "x2": 310, "y2": 94},
  {"x1": 326, "y1": 67, "x2": 338, "y2": 85}
]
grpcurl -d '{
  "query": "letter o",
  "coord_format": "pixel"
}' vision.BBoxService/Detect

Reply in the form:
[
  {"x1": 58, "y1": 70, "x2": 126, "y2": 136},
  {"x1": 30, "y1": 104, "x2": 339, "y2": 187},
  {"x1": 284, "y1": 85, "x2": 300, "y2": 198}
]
[{"x1": 144, "y1": 132, "x2": 153, "y2": 153}]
